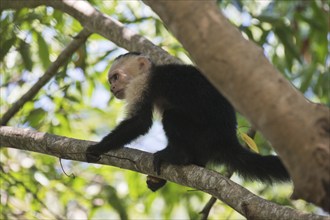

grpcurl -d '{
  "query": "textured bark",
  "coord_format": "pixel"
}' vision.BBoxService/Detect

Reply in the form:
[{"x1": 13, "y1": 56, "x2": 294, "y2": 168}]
[
  {"x1": 143, "y1": 1, "x2": 330, "y2": 212},
  {"x1": 0, "y1": 126, "x2": 327, "y2": 220}
]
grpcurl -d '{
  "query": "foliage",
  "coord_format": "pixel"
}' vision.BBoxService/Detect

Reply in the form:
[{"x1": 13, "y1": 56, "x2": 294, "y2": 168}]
[
  {"x1": 220, "y1": 0, "x2": 329, "y2": 104},
  {"x1": 1, "y1": 0, "x2": 328, "y2": 219}
]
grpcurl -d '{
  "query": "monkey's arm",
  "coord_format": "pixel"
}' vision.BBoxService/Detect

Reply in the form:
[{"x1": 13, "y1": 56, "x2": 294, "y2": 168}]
[{"x1": 86, "y1": 103, "x2": 153, "y2": 162}]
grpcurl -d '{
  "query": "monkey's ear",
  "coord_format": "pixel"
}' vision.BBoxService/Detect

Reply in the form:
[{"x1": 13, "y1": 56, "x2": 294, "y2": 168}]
[{"x1": 137, "y1": 56, "x2": 151, "y2": 71}]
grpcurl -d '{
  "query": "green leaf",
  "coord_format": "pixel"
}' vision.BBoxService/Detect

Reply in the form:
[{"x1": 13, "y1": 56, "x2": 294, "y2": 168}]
[
  {"x1": 0, "y1": 38, "x2": 16, "y2": 61},
  {"x1": 240, "y1": 25, "x2": 254, "y2": 40},
  {"x1": 259, "y1": 30, "x2": 269, "y2": 46},
  {"x1": 315, "y1": 70, "x2": 330, "y2": 104},
  {"x1": 37, "y1": 32, "x2": 51, "y2": 69},
  {"x1": 256, "y1": 14, "x2": 282, "y2": 25},
  {"x1": 239, "y1": 131, "x2": 259, "y2": 153},
  {"x1": 19, "y1": 40, "x2": 33, "y2": 71},
  {"x1": 25, "y1": 108, "x2": 47, "y2": 128},
  {"x1": 65, "y1": 94, "x2": 80, "y2": 103},
  {"x1": 299, "y1": 65, "x2": 315, "y2": 93},
  {"x1": 275, "y1": 27, "x2": 302, "y2": 64}
]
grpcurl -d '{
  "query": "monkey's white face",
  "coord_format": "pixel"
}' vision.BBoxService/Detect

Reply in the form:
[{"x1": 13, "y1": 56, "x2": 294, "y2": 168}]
[
  {"x1": 108, "y1": 56, "x2": 151, "y2": 100},
  {"x1": 108, "y1": 59, "x2": 134, "y2": 99}
]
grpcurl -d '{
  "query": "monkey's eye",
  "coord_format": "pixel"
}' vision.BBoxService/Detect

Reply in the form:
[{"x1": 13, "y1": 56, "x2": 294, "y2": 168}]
[{"x1": 109, "y1": 73, "x2": 119, "y2": 84}]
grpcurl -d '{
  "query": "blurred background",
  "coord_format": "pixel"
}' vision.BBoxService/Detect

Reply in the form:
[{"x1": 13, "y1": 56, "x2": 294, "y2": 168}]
[{"x1": 1, "y1": 0, "x2": 329, "y2": 219}]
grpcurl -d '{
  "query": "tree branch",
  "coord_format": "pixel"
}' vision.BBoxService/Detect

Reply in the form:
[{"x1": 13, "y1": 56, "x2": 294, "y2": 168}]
[
  {"x1": 0, "y1": 126, "x2": 326, "y2": 220},
  {"x1": 1, "y1": 0, "x2": 179, "y2": 65},
  {"x1": 143, "y1": 0, "x2": 330, "y2": 211},
  {"x1": 0, "y1": 28, "x2": 92, "y2": 125}
]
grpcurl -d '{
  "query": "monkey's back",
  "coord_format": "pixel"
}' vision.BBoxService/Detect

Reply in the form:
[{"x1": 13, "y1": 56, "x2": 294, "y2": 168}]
[
  {"x1": 148, "y1": 64, "x2": 240, "y2": 165},
  {"x1": 149, "y1": 64, "x2": 236, "y2": 128}
]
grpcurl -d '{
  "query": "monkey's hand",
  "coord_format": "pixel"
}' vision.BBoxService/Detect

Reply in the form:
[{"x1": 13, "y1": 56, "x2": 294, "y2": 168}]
[{"x1": 86, "y1": 145, "x2": 102, "y2": 163}]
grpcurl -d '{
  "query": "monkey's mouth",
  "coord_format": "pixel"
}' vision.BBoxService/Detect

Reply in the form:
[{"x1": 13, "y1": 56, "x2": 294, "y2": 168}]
[{"x1": 114, "y1": 90, "x2": 124, "y2": 99}]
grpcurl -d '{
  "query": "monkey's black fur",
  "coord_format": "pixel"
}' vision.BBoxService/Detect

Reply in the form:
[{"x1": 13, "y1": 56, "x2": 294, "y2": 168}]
[{"x1": 87, "y1": 53, "x2": 290, "y2": 185}]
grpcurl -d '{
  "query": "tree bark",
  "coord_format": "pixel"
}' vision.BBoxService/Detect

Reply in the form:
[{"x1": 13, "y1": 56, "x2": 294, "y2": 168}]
[
  {"x1": 0, "y1": 126, "x2": 327, "y2": 220},
  {"x1": 143, "y1": 0, "x2": 330, "y2": 212}
]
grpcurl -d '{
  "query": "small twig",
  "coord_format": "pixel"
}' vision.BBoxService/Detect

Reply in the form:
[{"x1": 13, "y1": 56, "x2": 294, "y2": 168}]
[
  {"x1": 59, "y1": 158, "x2": 75, "y2": 178},
  {"x1": 199, "y1": 196, "x2": 217, "y2": 220},
  {"x1": 0, "y1": 28, "x2": 92, "y2": 125}
]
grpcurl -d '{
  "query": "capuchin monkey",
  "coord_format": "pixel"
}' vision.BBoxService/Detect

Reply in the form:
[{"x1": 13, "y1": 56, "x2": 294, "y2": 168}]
[{"x1": 86, "y1": 52, "x2": 290, "y2": 191}]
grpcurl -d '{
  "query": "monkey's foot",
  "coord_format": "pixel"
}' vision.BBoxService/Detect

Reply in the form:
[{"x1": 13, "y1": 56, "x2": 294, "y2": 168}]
[
  {"x1": 86, "y1": 146, "x2": 102, "y2": 163},
  {"x1": 146, "y1": 176, "x2": 167, "y2": 192},
  {"x1": 86, "y1": 152, "x2": 101, "y2": 163}
]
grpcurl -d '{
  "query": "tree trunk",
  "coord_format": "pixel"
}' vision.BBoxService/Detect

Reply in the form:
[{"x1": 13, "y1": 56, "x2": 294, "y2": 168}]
[{"x1": 143, "y1": 0, "x2": 330, "y2": 211}]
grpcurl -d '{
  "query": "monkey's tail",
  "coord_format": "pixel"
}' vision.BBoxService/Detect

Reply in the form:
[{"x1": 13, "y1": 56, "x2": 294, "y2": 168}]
[{"x1": 224, "y1": 146, "x2": 290, "y2": 183}]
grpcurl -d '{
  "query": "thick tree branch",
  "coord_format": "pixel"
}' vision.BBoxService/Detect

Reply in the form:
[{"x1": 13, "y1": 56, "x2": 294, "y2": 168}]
[
  {"x1": 143, "y1": 1, "x2": 330, "y2": 211},
  {"x1": 1, "y1": 0, "x2": 179, "y2": 65},
  {"x1": 0, "y1": 28, "x2": 92, "y2": 126},
  {"x1": 0, "y1": 126, "x2": 327, "y2": 220}
]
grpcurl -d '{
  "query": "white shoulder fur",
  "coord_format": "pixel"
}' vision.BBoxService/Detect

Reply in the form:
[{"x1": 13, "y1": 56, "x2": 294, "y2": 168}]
[{"x1": 125, "y1": 72, "x2": 150, "y2": 117}]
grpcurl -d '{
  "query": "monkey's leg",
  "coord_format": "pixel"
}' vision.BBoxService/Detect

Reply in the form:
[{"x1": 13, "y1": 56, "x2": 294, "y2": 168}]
[
  {"x1": 153, "y1": 109, "x2": 194, "y2": 174},
  {"x1": 153, "y1": 144, "x2": 192, "y2": 175}
]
